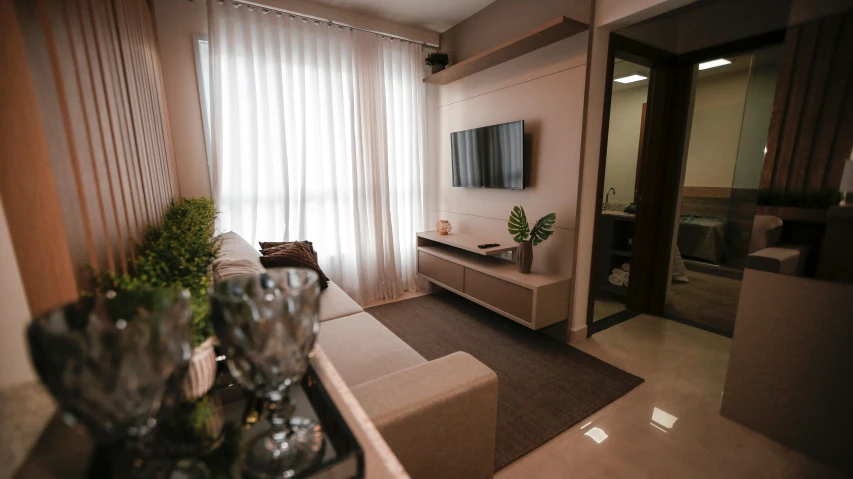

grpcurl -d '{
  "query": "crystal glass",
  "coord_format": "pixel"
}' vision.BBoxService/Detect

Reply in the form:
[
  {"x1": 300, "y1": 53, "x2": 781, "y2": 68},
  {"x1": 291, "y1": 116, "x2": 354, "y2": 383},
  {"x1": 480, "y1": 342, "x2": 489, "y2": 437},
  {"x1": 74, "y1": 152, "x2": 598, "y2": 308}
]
[
  {"x1": 209, "y1": 268, "x2": 323, "y2": 478},
  {"x1": 27, "y1": 288, "x2": 193, "y2": 444}
]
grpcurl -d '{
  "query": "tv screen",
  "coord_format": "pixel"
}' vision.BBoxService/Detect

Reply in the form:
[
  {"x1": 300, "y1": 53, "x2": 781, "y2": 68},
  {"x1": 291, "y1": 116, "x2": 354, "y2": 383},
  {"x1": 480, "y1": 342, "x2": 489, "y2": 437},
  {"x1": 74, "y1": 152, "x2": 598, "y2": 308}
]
[{"x1": 451, "y1": 120, "x2": 524, "y2": 190}]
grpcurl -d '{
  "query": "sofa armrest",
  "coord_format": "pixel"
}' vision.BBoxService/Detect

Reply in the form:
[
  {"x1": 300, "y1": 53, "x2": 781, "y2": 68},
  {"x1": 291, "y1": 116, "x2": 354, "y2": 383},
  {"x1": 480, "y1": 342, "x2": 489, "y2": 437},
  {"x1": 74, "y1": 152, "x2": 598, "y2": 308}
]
[{"x1": 350, "y1": 352, "x2": 498, "y2": 479}]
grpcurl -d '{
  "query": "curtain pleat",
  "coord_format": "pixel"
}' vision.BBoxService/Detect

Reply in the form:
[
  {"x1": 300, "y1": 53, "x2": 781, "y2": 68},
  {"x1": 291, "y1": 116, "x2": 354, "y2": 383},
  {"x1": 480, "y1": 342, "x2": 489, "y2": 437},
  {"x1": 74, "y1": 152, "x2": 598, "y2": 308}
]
[{"x1": 209, "y1": 3, "x2": 426, "y2": 304}]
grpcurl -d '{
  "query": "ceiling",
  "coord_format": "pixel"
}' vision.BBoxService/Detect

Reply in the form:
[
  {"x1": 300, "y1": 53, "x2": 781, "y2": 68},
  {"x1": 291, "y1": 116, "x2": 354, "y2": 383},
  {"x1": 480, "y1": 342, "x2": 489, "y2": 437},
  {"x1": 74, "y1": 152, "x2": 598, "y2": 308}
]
[
  {"x1": 303, "y1": 0, "x2": 496, "y2": 33},
  {"x1": 612, "y1": 53, "x2": 753, "y2": 92}
]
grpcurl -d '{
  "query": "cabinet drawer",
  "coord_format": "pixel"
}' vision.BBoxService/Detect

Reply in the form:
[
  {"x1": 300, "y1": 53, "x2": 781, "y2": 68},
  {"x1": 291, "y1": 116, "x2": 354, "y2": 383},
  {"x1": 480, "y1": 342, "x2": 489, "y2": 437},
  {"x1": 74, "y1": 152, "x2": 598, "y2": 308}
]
[
  {"x1": 463, "y1": 269, "x2": 533, "y2": 323},
  {"x1": 418, "y1": 251, "x2": 464, "y2": 291}
]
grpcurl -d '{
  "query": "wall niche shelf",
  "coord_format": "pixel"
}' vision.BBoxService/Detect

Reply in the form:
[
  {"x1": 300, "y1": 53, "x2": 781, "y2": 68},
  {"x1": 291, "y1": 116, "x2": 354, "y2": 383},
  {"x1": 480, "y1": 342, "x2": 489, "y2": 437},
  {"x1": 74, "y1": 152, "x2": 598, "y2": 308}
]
[{"x1": 424, "y1": 16, "x2": 588, "y2": 86}]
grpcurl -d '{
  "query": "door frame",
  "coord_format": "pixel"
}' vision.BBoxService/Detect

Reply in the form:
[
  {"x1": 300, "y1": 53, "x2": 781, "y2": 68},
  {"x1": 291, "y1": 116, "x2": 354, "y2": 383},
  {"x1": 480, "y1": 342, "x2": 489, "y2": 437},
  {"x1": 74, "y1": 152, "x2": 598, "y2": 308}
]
[
  {"x1": 585, "y1": 33, "x2": 678, "y2": 333},
  {"x1": 586, "y1": 30, "x2": 789, "y2": 334}
]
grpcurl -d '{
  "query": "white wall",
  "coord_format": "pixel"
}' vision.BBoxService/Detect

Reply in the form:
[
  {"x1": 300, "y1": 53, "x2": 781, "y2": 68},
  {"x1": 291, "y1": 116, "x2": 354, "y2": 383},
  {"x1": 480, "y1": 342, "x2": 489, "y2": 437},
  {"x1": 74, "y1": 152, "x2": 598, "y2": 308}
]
[
  {"x1": 602, "y1": 84, "x2": 648, "y2": 204},
  {"x1": 0, "y1": 195, "x2": 35, "y2": 389},
  {"x1": 428, "y1": 35, "x2": 588, "y2": 334}
]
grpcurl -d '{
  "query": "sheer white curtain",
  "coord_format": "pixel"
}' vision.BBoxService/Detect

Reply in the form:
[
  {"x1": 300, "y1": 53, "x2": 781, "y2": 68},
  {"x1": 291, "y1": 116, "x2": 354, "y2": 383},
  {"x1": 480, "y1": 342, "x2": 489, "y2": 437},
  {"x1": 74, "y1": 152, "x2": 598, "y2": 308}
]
[{"x1": 208, "y1": 2, "x2": 425, "y2": 304}]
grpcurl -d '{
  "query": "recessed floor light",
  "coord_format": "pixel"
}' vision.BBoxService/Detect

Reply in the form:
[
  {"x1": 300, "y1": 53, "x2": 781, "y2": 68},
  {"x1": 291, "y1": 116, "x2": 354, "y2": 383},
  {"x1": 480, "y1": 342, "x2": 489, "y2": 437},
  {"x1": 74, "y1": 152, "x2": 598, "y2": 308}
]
[
  {"x1": 698, "y1": 58, "x2": 731, "y2": 70},
  {"x1": 614, "y1": 74, "x2": 648, "y2": 83}
]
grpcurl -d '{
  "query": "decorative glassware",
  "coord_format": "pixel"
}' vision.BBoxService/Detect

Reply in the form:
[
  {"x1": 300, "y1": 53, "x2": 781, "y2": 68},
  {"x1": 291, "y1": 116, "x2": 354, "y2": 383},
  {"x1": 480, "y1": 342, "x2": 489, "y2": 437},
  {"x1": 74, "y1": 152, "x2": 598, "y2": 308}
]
[
  {"x1": 436, "y1": 219, "x2": 452, "y2": 235},
  {"x1": 26, "y1": 289, "x2": 193, "y2": 445},
  {"x1": 209, "y1": 268, "x2": 324, "y2": 478}
]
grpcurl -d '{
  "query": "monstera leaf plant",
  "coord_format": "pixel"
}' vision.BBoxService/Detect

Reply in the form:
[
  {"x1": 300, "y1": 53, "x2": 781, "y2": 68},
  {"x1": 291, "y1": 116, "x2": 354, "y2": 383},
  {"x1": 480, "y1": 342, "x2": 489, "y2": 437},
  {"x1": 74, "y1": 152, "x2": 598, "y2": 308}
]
[
  {"x1": 508, "y1": 206, "x2": 556, "y2": 245},
  {"x1": 508, "y1": 206, "x2": 556, "y2": 274}
]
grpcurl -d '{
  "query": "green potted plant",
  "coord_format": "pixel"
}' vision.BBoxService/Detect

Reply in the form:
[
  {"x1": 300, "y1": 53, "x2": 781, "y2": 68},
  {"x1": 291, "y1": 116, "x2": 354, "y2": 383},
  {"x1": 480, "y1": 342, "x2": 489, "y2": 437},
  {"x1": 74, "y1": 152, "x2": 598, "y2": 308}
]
[
  {"x1": 425, "y1": 51, "x2": 450, "y2": 74},
  {"x1": 507, "y1": 206, "x2": 556, "y2": 274},
  {"x1": 91, "y1": 197, "x2": 220, "y2": 400}
]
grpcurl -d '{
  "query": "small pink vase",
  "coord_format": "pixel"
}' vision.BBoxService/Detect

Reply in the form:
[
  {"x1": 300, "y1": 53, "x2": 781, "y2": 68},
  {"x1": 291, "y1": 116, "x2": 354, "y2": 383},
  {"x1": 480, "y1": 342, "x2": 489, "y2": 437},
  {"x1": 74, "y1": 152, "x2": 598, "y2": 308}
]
[{"x1": 436, "y1": 220, "x2": 452, "y2": 235}]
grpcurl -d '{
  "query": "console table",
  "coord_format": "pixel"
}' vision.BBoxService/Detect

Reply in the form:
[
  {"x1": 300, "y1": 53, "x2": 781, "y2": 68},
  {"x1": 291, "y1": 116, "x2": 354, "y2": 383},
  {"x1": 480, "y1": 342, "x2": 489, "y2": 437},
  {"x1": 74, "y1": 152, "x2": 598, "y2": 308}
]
[{"x1": 416, "y1": 231, "x2": 570, "y2": 330}]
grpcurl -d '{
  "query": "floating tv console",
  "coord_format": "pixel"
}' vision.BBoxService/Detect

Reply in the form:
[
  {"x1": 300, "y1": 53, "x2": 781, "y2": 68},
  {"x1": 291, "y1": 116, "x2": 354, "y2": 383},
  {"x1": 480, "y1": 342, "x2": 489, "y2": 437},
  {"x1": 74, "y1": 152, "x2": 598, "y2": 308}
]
[{"x1": 416, "y1": 231, "x2": 570, "y2": 330}]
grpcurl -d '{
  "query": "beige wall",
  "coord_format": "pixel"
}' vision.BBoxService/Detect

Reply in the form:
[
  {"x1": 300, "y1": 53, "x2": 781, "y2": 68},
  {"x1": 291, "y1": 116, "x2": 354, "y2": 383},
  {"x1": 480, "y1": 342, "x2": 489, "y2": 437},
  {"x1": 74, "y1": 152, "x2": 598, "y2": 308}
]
[
  {"x1": 428, "y1": 34, "x2": 588, "y2": 337},
  {"x1": 0, "y1": 189, "x2": 35, "y2": 389},
  {"x1": 153, "y1": 0, "x2": 441, "y2": 200},
  {"x1": 682, "y1": 70, "x2": 750, "y2": 188},
  {"x1": 153, "y1": 0, "x2": 211, "y2": 199}
]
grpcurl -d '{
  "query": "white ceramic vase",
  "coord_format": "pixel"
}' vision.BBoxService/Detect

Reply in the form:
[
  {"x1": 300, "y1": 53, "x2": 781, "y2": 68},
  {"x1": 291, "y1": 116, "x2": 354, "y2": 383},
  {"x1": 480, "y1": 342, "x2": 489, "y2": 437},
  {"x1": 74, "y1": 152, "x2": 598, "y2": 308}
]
[{"x1": 181, "y1": 337, "x2": 217, "y2": 401}]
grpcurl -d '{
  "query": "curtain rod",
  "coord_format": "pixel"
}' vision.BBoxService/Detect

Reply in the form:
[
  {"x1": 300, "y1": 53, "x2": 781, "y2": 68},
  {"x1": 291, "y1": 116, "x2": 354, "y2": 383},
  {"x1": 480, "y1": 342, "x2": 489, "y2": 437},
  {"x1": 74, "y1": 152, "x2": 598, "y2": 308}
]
[{"x1": 201, "y1": 0, "x2": 440, "y2": 49}]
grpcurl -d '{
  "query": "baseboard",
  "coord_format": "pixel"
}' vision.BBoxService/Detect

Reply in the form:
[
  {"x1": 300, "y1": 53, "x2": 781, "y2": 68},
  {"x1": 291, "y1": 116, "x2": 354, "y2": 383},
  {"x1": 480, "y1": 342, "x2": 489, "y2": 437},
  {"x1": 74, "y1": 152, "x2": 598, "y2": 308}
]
[{"x1": 569, "y1": 326, "x2": 588, "y2": 343}]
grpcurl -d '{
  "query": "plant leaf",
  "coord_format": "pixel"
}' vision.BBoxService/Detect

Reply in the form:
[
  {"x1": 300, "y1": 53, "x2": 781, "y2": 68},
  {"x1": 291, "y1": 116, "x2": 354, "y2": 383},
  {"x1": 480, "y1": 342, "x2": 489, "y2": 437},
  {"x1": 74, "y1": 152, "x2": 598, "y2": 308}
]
[
  {"x1": 530, "y1": 213, "x2": 556, "y2": 246},
  {"x1": 507, "y1": 205, "x2": 529, "y2": 243}
]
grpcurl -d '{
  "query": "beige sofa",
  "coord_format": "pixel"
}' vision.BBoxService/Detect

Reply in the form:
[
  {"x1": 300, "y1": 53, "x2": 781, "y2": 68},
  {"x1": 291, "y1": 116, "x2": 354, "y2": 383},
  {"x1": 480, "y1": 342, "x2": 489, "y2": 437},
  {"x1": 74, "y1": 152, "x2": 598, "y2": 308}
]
[{"x1": 214, "y1": 232, "x2": 499, "y2": 479}]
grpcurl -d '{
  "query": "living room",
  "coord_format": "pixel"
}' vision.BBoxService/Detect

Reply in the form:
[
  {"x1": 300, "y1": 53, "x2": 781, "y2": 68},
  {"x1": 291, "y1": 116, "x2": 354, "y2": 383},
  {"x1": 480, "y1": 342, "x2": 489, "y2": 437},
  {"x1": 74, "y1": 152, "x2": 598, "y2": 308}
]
[{"x1": 2, "y1": 0, "x2": 853, "y2": 478}]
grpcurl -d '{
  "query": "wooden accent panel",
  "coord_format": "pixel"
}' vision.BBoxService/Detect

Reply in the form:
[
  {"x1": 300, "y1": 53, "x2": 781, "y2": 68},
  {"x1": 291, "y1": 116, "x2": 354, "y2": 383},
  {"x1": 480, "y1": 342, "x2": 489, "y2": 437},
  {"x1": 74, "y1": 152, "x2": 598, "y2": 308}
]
[
  {"x1": 761, "y1": 13, "x2": 853, "y2": 195},
  {"x1": 682, "y1": 186, "x2": 732, "y2": 198},
  {"x1": 418, "y1": 251, "x2": 464, "y2": 291},
  {"x1": 463, "y1": 269, "x2": 533, "y2": 324},
  {"x1": 424, "y1": 17, "x2": 588, "y2": 85},
  {"x1": 0, "y1": 0, "x2": 78, "y2": 314},
  {"x1": 1, "y1": 0, "x2": 179, "y2": 311}
]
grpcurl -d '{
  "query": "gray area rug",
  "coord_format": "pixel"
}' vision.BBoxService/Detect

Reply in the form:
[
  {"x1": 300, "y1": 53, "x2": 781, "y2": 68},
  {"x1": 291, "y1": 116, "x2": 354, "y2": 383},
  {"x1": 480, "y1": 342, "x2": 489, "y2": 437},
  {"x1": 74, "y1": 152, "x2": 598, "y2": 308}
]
[{"x1": 366, "y1": 292, "x2": 644, "y2": 471}]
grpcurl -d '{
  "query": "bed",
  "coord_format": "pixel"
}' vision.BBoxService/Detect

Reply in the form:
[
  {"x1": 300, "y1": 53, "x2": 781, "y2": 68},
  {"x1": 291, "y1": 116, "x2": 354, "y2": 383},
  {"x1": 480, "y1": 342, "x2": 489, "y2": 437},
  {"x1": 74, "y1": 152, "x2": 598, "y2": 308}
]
[{"x1": 677, "y1": 215, "x2": 728, "y2": 264}]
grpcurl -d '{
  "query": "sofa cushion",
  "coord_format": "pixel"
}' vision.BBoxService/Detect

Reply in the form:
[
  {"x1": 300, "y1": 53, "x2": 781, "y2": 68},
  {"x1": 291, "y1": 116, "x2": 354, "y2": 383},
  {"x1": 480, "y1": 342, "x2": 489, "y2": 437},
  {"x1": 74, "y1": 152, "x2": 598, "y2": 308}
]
[
  {"x1": 320, "y1": 283, "x2": 363, "y2": 323},
  {"x1": 214, "y1": 231, "x2": 261, "y2": 267},
  {"x1": 214, "y1": 258, "x2": 265, "y2": 282},
  {"x1": 319, "y1": 312, "x2": 426, "y2": 387}
]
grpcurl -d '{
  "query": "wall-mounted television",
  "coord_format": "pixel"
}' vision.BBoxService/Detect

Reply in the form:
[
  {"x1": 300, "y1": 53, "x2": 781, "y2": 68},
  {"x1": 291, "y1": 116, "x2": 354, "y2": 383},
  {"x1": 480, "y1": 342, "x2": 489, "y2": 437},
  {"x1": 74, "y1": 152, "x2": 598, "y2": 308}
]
[{"x1": 451, "y1": 120, "x2": 525, "y2": 190}]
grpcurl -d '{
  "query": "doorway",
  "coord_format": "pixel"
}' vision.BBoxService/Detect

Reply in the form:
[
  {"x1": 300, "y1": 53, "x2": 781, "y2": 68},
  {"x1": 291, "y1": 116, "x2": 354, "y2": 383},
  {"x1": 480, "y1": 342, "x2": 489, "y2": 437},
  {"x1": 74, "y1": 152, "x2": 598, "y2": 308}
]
[
  {"x1": 588, "y1": 36, "x2": 679, "y2": 334},
  {"x1": 664, "y1": 45, "x2": 784, "y2": 336},
  {"x1": 587, "y1": 33, "x2": 786, "y2": 337}
]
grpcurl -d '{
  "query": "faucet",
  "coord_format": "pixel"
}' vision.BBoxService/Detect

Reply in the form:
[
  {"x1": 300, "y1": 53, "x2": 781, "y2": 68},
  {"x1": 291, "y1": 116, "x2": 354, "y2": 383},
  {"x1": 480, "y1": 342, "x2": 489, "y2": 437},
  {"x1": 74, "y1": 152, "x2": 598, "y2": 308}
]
[{"x1": 603, "y1": 188, "x2": 616, "y2": 210}]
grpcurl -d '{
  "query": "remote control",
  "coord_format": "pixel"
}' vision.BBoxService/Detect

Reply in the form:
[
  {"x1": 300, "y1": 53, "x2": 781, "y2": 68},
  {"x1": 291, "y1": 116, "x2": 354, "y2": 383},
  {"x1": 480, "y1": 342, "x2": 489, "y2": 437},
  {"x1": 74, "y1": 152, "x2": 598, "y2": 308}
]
[{"x1": 477, "y1": 243, "x2": 500, "y2": 249}]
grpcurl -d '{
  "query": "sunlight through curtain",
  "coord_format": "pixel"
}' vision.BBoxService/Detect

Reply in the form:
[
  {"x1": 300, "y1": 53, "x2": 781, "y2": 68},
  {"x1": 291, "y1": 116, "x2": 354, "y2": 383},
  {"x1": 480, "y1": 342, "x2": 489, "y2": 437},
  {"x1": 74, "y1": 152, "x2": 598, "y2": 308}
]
[{"x1": 208, "y1": 2, "x2": 426, "y2": 304}]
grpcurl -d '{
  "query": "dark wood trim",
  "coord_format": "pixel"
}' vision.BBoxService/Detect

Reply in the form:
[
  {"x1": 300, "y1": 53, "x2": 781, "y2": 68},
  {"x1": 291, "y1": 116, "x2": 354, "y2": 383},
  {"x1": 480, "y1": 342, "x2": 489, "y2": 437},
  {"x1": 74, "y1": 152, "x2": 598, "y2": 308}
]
[
  {"x1": 677, "y1": 29, "x2": 787, "y2": 65},
  {"x1": 634, "y1": 103, "x2": 647, "y2": 203},
  {"x1": 584, "y1": 32, "x2": 617, "y2": 335},
  {"x1": 610, "y1": 33, "x2": 676, "y2": 67}
]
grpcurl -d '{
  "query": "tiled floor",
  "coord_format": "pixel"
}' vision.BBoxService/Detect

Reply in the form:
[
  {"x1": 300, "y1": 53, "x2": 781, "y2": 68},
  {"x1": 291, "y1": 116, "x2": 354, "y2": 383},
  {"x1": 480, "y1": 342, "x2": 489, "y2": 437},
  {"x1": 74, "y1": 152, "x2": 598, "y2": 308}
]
[
  {"x1": 0, "y1": 382, "x2": 56, "y2": 479},
  {"x1": 496, "y1": 314, "x2": 844, "y2": 479},
  {"x1": 592, "y1": 298, "x2": 626, "y2": 322}
]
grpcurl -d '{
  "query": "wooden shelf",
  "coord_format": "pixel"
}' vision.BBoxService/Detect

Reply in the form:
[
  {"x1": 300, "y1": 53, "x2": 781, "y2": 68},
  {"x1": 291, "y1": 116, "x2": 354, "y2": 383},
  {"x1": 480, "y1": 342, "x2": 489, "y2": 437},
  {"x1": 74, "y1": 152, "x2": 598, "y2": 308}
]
[
  {"x1": 424, "y1": 16, "x2": 588, "y2": 86},
  {"x1": 417, "y1": 231, "x2": 516, "y2": 256},
  {"x1": 611, "y1": 249, "x2": 632, "y2": 258},
  {"x1": 417, "y1": 244, "x2": 566, "y2": 289}
]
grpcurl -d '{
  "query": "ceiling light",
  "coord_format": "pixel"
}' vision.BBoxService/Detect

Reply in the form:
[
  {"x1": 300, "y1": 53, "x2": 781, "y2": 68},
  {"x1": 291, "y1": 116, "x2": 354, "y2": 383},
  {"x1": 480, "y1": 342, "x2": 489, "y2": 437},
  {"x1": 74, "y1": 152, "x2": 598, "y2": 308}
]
[
  {"x1": 698, "y1": 58, "x2": 731, "y2": 70},
  {"x1": 614, "y1": 74, "x2": 648, "y2": 84}
]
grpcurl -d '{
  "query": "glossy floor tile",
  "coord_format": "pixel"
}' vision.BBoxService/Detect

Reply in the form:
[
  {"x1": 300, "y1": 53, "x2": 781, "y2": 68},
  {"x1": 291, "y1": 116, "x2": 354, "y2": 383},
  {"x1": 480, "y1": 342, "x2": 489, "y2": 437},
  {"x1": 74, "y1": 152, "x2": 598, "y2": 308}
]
[
  {"x1": 592, "y1": 298, "x2": 626, "y2": 322},
  {"x1": 496, "y1": 315, "x2": 845, "y2": 479}
]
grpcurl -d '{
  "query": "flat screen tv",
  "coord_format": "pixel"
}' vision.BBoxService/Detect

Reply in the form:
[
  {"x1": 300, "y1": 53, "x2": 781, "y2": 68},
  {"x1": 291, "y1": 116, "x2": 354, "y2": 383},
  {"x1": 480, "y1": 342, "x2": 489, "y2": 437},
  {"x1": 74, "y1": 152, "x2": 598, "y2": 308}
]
[{"x1": 451, "y1": 120, "x2": 524, "y2": 190}]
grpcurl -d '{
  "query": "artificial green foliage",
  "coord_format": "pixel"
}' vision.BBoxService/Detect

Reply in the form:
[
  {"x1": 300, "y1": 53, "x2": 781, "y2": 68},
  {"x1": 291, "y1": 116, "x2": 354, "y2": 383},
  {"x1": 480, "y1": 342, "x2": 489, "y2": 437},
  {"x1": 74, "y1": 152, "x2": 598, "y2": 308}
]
[
  {"x1": 757, "y1": 188, "x2": 842, "y2": 209},
  {"x1": 425, "y1": 51, "x2": 450, "y2": 66},
  {"x1": 530, "y1": 213, "x2": 556, "y2": 246},
  {"x1": 507, "y1": 206, "x2": 556, "y2": 246},
  {"x1": 91, "y1": 197, "x2": 219, "y2": 347},
  {"x1": 507, "y1": 206, "x2": 530, "y2": 243}
]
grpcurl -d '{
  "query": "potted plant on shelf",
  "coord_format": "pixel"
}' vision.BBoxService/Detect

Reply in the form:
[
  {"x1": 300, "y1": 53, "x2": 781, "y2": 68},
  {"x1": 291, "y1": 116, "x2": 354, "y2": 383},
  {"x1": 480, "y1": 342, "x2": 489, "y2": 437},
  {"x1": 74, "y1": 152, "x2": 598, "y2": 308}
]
[
  {"x1": 425, "y1": 51, "x2": 450, "y2": 74},
  {"x1": 507, "y1": 206, "x2": 556, "y2": 274}
]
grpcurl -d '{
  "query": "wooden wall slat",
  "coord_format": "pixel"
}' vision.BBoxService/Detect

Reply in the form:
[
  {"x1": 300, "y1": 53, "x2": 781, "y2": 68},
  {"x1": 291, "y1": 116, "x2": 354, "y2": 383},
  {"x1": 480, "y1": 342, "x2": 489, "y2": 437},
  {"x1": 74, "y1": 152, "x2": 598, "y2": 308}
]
[
  {"x1": 90, "y1": 0, "x2": 139, "y2": 254},
  {"x1": 773, "y1": 23, "x2": 819, "y2": 192},
  {"x1": 104, "y1": 0, "x2": 151, "y2": 232},
  {"x1": 760, "y1": 13, "x2": 853, "y2": 196},
  {"x1": 787, "y1": 16, "x2": 841, "y2": 194},
  {"x1": 5, "y1": 0, "x2": 180, "y2": 309},
  {"x1": 822, "y1": 14, "x2": 853, "y2": 191},
  {"x1": 77, "y1": 0, "x2": 128, "y2": 272},
  {"x1": 807, "y1": 14, "x2": 853, "y2": 191},
  {"x1": 760, "y1": 26, "x2": 800, "y2": 190},
  {"x1": 1, "y1": 0, "x2": 79, "y2": 314}
]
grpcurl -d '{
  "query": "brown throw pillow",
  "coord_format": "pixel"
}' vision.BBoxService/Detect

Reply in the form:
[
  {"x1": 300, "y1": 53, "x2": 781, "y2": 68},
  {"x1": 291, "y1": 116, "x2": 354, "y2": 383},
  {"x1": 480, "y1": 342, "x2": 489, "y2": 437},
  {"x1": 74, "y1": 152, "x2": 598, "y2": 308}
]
[
  {"x1": 260, "y1": 241, "x2": 318, "y2": 260},
  {"x1": 260, "y1": 242, "x2": 329, "y2": 290}
]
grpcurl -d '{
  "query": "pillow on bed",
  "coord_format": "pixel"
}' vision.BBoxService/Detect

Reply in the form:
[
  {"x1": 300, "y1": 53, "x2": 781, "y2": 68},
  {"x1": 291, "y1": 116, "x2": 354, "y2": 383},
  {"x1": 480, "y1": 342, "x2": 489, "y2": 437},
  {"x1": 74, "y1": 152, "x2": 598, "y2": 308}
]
[{"x1": 260, "y1": 242, "x2": 329, "y2": 290}]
